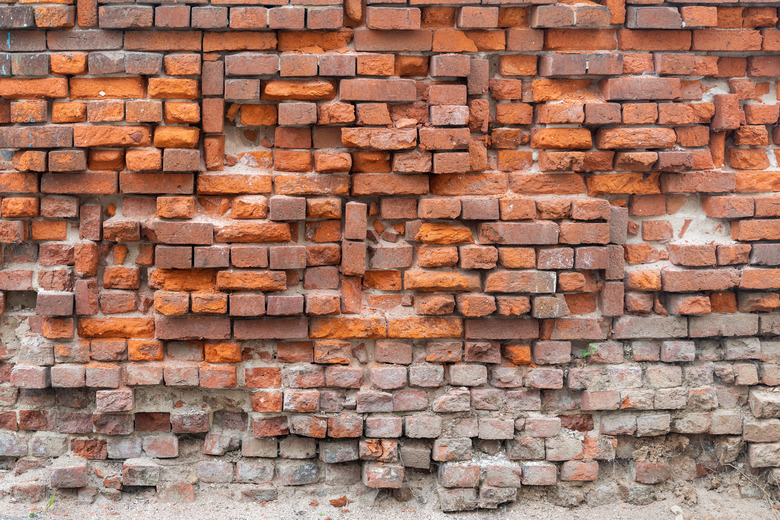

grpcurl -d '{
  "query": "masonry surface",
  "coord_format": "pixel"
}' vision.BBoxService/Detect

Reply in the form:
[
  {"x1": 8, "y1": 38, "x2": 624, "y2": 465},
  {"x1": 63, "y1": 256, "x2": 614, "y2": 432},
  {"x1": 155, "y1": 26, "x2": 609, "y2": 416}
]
[{"x1": 2, "y1": 0, "x2": 780, "y2": 511}]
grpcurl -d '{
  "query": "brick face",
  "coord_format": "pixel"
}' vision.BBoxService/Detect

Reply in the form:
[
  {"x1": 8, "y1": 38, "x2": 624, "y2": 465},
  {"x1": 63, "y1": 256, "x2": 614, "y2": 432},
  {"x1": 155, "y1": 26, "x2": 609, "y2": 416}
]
[{"x1": 1, "y1": 0, "x2": 779, "y2": 511}]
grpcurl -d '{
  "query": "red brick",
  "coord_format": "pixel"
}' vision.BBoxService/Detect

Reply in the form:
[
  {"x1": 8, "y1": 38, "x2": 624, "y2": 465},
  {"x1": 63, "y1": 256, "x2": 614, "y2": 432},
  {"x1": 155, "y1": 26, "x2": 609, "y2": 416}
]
[{"x1": 366, "y1": 7, "x2": 421, "y2": 30}]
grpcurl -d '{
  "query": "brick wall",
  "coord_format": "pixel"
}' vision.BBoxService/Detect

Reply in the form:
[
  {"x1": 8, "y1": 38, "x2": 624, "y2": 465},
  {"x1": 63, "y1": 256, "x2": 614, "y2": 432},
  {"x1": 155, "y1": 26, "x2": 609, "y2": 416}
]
[{"x1": 2, "y1": 0, "x2": 780, "y2": 511}]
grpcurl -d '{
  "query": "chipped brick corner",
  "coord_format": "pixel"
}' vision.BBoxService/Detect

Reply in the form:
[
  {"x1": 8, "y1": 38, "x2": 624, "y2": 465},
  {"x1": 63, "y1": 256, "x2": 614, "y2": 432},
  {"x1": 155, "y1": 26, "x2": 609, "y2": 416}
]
[{"x1": 2, "y1": 0, "x2": 780, "y2": 511}]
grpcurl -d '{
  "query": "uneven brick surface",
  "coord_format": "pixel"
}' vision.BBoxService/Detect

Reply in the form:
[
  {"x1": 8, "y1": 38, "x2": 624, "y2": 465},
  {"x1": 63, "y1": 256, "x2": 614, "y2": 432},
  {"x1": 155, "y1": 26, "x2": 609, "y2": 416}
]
[{"x1": 3, "y1": 0, "x2": 780, "y2": 511}]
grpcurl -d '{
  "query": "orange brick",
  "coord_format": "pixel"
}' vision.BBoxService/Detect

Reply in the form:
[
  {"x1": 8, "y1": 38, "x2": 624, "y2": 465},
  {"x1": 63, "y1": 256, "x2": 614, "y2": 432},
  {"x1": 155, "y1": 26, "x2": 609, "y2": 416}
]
[
  {"x1": 149, "y1": 78, "x2": 200, "y2": 99},
  {"x1": 70, "y1": 77, "x2": 145, "y2": 99},
  {"x1": 153, "y1": 127, "x2": 200, "y2": 148},
  {"x1": 50, "y1": 53, "x2": 87, "y2": 75},
  {"x1": 204, "y1": 342, "x2": 242, "y2": 363},
  {"x1": 31, "y1": 221, "x2": 67, "y2": 241}
]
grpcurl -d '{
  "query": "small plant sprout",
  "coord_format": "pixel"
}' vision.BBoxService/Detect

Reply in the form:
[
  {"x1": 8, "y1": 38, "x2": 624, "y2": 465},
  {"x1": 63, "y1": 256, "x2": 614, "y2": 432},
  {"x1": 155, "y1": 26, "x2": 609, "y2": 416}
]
[
  {"x1": 29, "y1": 496, "x2": 55, "y2": 518},
  {"x1": 581, "y1": 344, "x2": 597, "y2": 358}
]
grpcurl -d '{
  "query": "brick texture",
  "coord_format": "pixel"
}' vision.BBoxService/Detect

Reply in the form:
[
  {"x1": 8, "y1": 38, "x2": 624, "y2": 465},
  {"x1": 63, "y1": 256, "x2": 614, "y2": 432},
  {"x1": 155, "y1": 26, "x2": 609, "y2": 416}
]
[{"x1": 1, "y1": 0, "x2": 780, "y2": 512}]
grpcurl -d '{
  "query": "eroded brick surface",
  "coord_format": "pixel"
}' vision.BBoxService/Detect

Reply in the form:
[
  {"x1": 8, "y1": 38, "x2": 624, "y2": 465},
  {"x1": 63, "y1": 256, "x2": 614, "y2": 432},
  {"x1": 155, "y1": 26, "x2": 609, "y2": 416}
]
[{"x1": 2, "y1": 0, "x2": 780, "y2": 511}]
